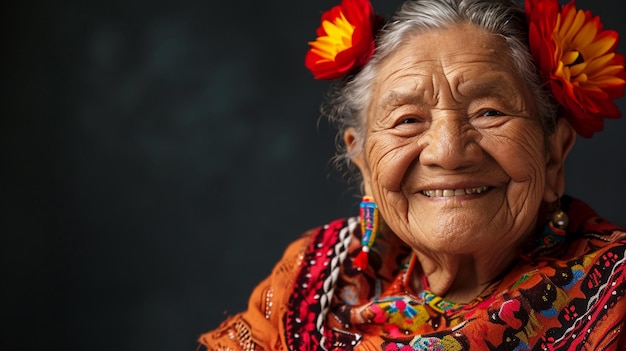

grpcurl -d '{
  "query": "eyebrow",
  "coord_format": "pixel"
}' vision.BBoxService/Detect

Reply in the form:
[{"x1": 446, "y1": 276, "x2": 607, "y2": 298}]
[
  {"x1": 379, "y1": 90, "x2": 424, "y2": 108},
  {"x1": 462, "y1": 78, "x2": 521, "y2": 100},
  {"x1": 378, "y1": 72, "x2": 524, "y2": 110},
  {"x1": 373, "y1": 90, "x2": 428, "y2": 120}
]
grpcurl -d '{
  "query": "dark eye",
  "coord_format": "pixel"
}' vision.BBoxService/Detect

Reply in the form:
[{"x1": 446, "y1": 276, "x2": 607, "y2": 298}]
[
  {"x1": 393, "y1": 115, "x2": 425, "y2": 130},
  {"x1": 482, "y1": 110, "x2": 504, "y2": 117}
]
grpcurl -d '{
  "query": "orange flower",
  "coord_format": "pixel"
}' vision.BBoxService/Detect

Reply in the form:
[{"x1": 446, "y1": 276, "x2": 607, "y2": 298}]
[
  {"x1": 305, "y1": 0, "x2": 381, "y2": 80},
  {"x1": 526, "y1": 0, "x2": 626, "y2": 137}
]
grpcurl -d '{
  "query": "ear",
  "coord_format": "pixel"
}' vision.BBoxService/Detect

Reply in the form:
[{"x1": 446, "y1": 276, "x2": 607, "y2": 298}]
[
  {"x1": 344, "y1": 127, "x2": 373, "y2": 195},
  {"x1": 543, "y1": 118, "x2": 576, "y2": 203}
]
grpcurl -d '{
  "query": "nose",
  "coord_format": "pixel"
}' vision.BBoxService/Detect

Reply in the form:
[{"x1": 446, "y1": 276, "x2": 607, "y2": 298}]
[{"x1": 418, "y1": 113, "x2": 483, "y2": 170}]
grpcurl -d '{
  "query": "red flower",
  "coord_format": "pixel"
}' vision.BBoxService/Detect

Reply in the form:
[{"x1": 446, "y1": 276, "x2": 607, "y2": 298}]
[
  {"x1": 305, "y1": 0, "x2": 381, "y2": 80},
  {"x1": 526, "y1": 0, "x2": 626, "y2": 137}
]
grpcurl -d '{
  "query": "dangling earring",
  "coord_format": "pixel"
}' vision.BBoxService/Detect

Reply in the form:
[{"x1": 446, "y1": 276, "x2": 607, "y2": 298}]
[
  {"x1": 521, "y1": 196, "x2": 569, "y2": 261},
  {"x1": 548, "y1": 198, "x2": 569, "y2": 235},
  {"x1": 354, "y1": 196, "x2": 379, "y2": 271},
  {"x1": 540, "y1": 199, "x2": 569, "y2": 250}
]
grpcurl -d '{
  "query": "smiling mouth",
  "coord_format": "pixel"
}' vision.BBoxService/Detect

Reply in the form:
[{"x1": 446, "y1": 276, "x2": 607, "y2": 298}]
[{"x1": 421, "y1": 186, "x2": 489, "y2": 198}]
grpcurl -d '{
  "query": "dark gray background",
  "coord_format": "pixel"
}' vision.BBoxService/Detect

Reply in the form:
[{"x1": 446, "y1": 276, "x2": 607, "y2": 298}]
[{"x1": 2, "y1": 0, "x2": 625, "y2": 350}]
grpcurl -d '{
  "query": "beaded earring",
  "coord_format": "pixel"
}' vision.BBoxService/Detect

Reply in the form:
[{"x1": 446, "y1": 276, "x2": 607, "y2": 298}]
[{"x1": 354, "y1": 196, "x2": 379, "y2": 271}]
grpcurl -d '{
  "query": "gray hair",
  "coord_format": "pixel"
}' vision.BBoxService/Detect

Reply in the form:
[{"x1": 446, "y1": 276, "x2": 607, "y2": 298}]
[{"x1": 323, "y1": 0, "x2": 556, "y2": 182}]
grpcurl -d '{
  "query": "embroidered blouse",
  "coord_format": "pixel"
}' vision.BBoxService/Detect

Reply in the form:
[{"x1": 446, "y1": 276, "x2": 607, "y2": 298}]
[{"x1": 198, "y1": 197, "x2": 626, "y2": 350}]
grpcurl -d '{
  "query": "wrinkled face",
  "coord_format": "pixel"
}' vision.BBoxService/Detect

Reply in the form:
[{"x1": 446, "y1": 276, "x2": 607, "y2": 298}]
[{"x1": 351, "y1": 24, "x2": 557, "y2": 255}]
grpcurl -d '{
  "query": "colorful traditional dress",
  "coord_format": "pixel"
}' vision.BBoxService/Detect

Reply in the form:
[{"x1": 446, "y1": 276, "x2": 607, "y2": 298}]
[{"x1": 198, "y1": 197, "x2": 626, "y2": 350}]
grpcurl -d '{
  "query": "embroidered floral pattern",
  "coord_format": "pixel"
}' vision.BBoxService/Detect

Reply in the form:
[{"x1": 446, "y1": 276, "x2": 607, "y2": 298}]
[{"x1": 283, "y1": 198, "x2": 626, "y2": 350}]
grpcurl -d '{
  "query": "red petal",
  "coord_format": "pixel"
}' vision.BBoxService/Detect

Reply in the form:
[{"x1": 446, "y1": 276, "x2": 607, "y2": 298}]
[
  {"x1": 316, "y1": 6, "x2": 343, "y2": 37},
  {"x1": 305, "y1": 0, "x2": 379, "y2": 80},
  {"x1": 342, "y1": 0, "x2": 374, "y2": 26},
  {"x1": 526, "y1": 0, "x2": 625, "y2": 137}
]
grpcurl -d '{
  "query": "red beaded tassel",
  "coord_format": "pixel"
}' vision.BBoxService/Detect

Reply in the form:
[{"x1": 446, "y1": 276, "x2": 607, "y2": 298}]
[{"x1": 355, "y1": 196, "x2": 379, "y2": 271}]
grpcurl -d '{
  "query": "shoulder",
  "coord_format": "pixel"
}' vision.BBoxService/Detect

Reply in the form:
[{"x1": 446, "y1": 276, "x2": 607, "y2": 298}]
[
  {"x1": 494, "y1": 197, "x2": 626, "y2": 349},
  {"x1": 563, "y1": 196, "x2": 626, "y2": 259},
  {"x1": 284, "y1": 217, "x2": 363, "y2": 350},
  {"x1": 566, "y1": 196, "x2": 625, "y2": 238},
  {"x1": 198, "y1": 217, "x2": 358, "y2": 351},
  {"x1": 532, "y1": 197, "x2": 626, "y2": 302}
]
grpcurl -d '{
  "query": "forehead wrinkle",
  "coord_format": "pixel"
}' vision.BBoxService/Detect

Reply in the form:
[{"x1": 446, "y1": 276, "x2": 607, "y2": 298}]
[
  {"x1": 435, "y1": 35, "x2": 514, "y2": 94},
  {"x1": 376, "y1": 70, "x2": 434, "y2": 112},
  {"x1": 444, "y1": 63, "x2": 528, "y2": 108},
  {"x1": 380, "y1": 87, "x2": 423, "y2": 109},
  {"x1": 461, "y1": 70, "x2": 520, "y2": 96}
]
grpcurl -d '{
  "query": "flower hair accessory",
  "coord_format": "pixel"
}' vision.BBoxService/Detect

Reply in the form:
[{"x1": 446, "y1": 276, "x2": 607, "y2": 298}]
[
  {"x1": 305, "y1": 0, "x2": 383, "y2": 80},
  {"x1": 526, "y1": 0, "x2": 626, "y2": 137}
]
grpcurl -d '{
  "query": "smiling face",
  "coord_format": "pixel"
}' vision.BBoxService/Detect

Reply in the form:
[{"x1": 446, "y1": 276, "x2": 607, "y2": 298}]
[{"x1": 347, "y1": 24, "x2": 572, "y2": 256}]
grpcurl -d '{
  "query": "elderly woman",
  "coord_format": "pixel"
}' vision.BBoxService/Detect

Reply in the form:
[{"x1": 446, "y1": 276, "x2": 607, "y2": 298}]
[{"x1": 199, "y1": 0, "x2": 626, "y2": 349}]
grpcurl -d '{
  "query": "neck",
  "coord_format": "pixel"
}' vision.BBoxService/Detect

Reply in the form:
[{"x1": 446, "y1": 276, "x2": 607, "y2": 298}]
[{"x1": 409, "y1": 243, "x2": 521, "y2": 303}]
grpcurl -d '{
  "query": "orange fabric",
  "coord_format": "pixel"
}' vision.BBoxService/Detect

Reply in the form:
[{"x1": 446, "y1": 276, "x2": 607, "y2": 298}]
[
  {"x1": 198, "y1": 199, "x2": 626, "y2": 351},
  {"x1": 198, "y1": 232, "x2": 312, "y2": 351}
]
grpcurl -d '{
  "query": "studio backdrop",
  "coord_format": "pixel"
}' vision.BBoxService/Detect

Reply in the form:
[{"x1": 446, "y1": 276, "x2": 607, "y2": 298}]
[{"x1": 2, "y1": 0, "x2": 625, "y2": 350}]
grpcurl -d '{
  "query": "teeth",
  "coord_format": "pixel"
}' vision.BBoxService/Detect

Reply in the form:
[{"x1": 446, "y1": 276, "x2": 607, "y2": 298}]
[{"x1": 422, "y1": 186, "x2": 488, "y2": 198}]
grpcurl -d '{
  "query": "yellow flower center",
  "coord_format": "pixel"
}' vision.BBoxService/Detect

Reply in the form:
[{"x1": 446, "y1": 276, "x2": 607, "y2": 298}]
[
  {"x1": 553, "y1": 7, "x2": 624, "y2": 90},
  {"x1": 309, "y1": 12, "x2": 356, "y2": 61}
]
